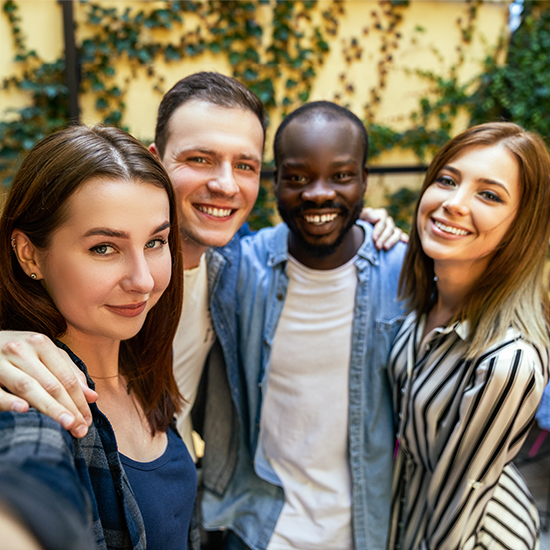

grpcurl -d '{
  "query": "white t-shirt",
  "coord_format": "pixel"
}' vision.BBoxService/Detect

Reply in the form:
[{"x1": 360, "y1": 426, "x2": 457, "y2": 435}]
[
  {"x1": 261, "y1": 255, "x2": 357, "y2": 550},
  {"x1": 173, "y1": 254, "x2": 216, "y2": 461}
]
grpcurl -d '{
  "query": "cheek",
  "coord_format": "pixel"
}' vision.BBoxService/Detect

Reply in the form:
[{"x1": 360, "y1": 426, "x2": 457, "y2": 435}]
[
  {"x1": 43, "y1": 263, "x2": 104, "y2": 319},
  {"x1": 416, "y1": 193, "x2": 433, "y2": 234},
  {"x1": 151, "y1": 254, "x2": 173, "y2": 297},
  {"x1": 169, "y1": 171, "x2": 197, "y2": 205},
  {"x1": 239, "y1": 178, "x2": 260, "y2": 212}
]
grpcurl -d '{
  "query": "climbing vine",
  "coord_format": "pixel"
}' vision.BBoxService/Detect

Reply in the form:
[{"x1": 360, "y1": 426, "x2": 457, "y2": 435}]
[{"x1": 2, "y1": 0, "x2": 550, "y2": 229}]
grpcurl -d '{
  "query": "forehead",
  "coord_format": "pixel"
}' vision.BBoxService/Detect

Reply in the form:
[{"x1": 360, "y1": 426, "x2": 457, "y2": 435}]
[
  {"x1": 165, "y1": 99, "x2": 264, "y2": 156},
  {"x1": 278, "y1": 116, "x2": 364, "y2": 165},
  {"x1": 62, "y1": 178, "x2": 169, "y2": 227}
]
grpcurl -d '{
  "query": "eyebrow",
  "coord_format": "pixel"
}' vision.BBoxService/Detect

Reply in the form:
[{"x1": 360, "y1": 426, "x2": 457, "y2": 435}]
[
  {"x1": 83, "y1": 221, "x2": 170, "y2": 239},
  {"x1": 284, "y1": 157, "x2": 357, "y2": 167},
  {"x1": 443, "y1": 165, "x2": 512, "y2": 198},
  {"x1": 177, "y1": 146, "x2": 261, "y2": 164}
]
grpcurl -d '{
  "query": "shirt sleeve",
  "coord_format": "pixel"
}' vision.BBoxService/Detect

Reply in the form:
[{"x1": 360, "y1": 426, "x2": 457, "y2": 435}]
[
  {"x1": 423, "y1": 342, "x2": 547, "y2": 549},
  {"x1": 0, "y1": 410, "x2": 94, "y2": 550}
]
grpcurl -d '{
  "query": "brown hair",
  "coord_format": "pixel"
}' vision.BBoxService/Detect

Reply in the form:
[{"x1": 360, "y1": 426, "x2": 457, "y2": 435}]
[
  {"x1": 0, "y1": 125, "x2": 184, "y2": 434},
  {"x1": 154, "y1": 71, "x2": 267, "y2": 159},
  {"x1": 400, "y1": 122, "x2": 550, "y2": 356}
]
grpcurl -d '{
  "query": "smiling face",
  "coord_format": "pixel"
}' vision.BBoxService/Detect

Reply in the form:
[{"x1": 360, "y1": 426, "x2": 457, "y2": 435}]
[
  {"x1": 417, "y1": 143, "x2": 520, "y2": 277},
  {"x1": 152, "y1": 99, "x2": 264, "y2": 267},
  {"x1": 32, "y1": 178, "x2": 172, "y2": 350},
  {"x1": 275, "y1": 116, "x2": 367, "y2": 269}
]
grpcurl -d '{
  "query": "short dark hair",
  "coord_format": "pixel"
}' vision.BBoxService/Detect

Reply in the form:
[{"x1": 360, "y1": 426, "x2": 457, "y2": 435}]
[
  {"x1": 0, "y1": 125, "x2": 184, "y2": 435},
  {"x1": 273, "y1": 101, "x2": 369, "y2": 167},
  {"x1": 154, "y1": 71, "x2": 267, "y2": 159}
]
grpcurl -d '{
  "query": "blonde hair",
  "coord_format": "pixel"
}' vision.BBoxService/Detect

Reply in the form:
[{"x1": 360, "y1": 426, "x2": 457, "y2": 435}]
[{"x1": 400, "y1": 122, "x2": 550, "y2": 357}]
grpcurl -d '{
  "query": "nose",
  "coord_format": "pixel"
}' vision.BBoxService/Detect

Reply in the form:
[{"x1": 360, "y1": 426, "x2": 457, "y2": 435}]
[
  {"x1": 442, "y1": 187, "x2": 470, "y2": 217},
  {"x1": 122, "y1": 252, "x2": 155, "y2": 295},
  {"x1": 301, "y1": 178, "x2": 336, "y2": 204},
  {"x1": 206, "y1": 162, "x2": 239, "y2": 198}
]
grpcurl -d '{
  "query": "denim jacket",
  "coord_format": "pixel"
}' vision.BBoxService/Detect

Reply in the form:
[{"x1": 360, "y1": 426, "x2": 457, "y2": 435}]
[{"x1": 200, "y1": 221, "x2": 405, "y2": 550}]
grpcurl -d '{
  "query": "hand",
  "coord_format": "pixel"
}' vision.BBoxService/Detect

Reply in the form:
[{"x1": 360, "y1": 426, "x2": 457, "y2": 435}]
[
  {"x1": 0, "y1": 332, "x2": 97, "y2": 438},
  {"x1": 360, "y1": 207, "x2": 409, "y2": 250}
]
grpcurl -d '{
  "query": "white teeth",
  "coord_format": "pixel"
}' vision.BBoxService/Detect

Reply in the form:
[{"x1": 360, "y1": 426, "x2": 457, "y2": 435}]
[
  {"x1": 434, "y1": 220, "x2": 469, "y2": 236},
  {"x1": 304, "y1": 213, "x2": 338, "y2": 225},
  {"x1": 197, "y1": 206, "x2": 232, "y2": 218}
]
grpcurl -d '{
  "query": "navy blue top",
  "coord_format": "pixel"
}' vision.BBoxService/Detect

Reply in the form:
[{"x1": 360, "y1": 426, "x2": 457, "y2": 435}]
[{"x1": 120, "y1": 428, "x2": 197, "y2": 550}]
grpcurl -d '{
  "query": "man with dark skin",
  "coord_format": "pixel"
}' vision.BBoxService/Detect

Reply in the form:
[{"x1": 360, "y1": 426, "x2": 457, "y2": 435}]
[
  {"x1": 202, "y1": 101, "x2": 406, "y2": 550},
  {"x1": 0, "y1": 76, "x2": 405, "y2": 441}
]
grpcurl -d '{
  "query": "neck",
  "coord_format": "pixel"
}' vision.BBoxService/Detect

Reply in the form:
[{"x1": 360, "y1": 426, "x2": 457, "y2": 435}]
[
  {"x1": 431, "y1": 259, "x2": 485, "y2": 323},
  {"x1": 289, "y1": 224, "x2": 364, "y2": 270},
  {"x1": 181, "y1": 235, "x2": 207, "y2": 270},
  {"x1": 58, "y1": 331, "x2": 121, "y2": 381}
]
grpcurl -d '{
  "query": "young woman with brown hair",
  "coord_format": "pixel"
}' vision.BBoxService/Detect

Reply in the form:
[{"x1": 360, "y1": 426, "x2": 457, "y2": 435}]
[
  {"x1": 0, "y1": 125, "x2": 197, "y2": 550},
  {"x1": 388, "y1": 122, "x2": 550, "y2": 549}
]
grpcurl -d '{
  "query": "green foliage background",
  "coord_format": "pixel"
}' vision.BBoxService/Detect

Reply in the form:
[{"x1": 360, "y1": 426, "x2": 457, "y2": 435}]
[{"x1": 2, "y1": 0, "x2": 550, "y2": 230}]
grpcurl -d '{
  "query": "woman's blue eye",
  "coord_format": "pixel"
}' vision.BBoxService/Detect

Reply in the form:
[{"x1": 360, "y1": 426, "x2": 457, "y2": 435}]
[
  {"x1": 145, "y1": 238, "x2": 167, "y2": 249},
  {"x1": 90, "y1": 244, "x2": 113, "y2": 255}
]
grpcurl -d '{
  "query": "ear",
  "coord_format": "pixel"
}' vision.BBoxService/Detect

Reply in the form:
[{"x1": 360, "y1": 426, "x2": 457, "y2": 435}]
[
  {"x1": 149, "y1": 143, "x2": 161, "y2": 161},
  {"x1": 11, "y1": 230, "x2": 44, "y2": 281}
]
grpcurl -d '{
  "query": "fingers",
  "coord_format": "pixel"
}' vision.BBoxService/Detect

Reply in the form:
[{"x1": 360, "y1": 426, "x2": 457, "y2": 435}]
[
  {"x1": 373, "y1": 215, "x2": 395, "y2": 250},
  {"x1": 360, "y1": 207, "x2": 386, "y2": 240},
  {"x1": 0, "y1": 388, "x2": 29, "y2": 413},
  {"x1": 0, "y1": 332, "x2": 95, "y2": 438}
]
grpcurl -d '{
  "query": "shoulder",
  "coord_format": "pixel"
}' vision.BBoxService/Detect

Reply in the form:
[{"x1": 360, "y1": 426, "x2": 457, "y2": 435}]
[
  {"x1": 475, "y1": 330, "x2": 548, "y2": 396},
  {"x1": 0, "y1": 410, "x2": 76, "y2": 479},
  {"x1": 0, "y1": 408, "x2": 72, "y2": 445},
  {"x1": 357, "y1": 220, "x2": 407, "y2": 273}
]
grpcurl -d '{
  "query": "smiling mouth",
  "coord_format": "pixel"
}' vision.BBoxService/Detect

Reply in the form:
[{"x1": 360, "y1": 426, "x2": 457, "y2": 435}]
[
  {"x1": 303, "y1": 213, "x2": 338, "y2": 226},
  {"x1": 433, "y1": 219, "x2": 470, "y2": 236},
  {"x1": 196, "y1": 205, "x2": 234, "y2": 218},
  {"x1": 106, "y1": 302, "x2": 147, "y2": 318}
]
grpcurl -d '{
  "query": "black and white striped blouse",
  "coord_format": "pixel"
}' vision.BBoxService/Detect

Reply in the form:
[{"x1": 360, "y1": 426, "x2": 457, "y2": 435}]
[{"x1": 387, "y1": 313, "x2": 548, "y2": 550}]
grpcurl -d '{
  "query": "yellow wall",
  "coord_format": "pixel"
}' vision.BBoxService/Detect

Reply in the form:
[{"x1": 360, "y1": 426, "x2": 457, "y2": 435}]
[{"x1": 0, "y1": 0, "x2": 511, "y2": 207}]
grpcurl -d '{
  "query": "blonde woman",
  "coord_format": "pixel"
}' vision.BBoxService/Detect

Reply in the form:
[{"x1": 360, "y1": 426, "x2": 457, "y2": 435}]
[{"x1": 388, "y1": 122, "x2": 550, "y2": 550}]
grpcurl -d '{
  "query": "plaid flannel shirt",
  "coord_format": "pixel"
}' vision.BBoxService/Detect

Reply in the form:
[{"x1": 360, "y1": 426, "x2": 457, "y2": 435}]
[{"x1": 0, "y1": 343, "x2": 200, "y2": 550}]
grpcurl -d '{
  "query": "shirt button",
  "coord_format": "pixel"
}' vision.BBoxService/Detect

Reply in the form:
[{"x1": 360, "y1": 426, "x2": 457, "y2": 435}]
[
  {"x1": 401, "y1": 387, "x2": 406, "y2": 394},
  {"x1": 399, "y1": 412, "x2": 403, "y2": 419},
  {"x1": 425, "y1": 343, "x2": 431, "y2": 350},
  {"x1": 276, "y1": 293, "x2": 283, "y2": 300}
]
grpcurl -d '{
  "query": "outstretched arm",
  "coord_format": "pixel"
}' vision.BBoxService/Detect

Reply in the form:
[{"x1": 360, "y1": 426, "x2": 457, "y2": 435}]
[
  {"x1": 0, "y1": 332, "x2": 96, "y2": 438},
  {"x1": 360, "y1": 207, "x2": 409, "y2": 250},
  {"x1": 0, "y1": 504, "x2": 43, "y2": 550}
]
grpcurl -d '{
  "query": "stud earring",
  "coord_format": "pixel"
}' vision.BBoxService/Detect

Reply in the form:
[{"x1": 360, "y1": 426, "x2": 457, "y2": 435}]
[
  {"x1": 10, "y1": 238, "x2": 16, "y2": 250},
  {"x1": 30, "y1": 273, "x2": 37, "y2": 280}
]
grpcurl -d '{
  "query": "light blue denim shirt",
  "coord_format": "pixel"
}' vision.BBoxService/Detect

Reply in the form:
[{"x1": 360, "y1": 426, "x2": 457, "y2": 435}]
[{"x1": 201, "y1": 221, "x2": 406, "y2": 550}]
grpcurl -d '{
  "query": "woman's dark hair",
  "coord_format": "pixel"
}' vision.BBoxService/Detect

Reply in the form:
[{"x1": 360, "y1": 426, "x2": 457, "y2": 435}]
[{"x1": 0, "y1": 125, "x2": 184, "y2": 434}]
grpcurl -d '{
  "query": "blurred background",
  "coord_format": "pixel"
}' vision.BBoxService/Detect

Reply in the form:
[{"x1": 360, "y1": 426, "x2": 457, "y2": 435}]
[{"x1": 1, "y1": 0, "x2": 548, "y2": 231}]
